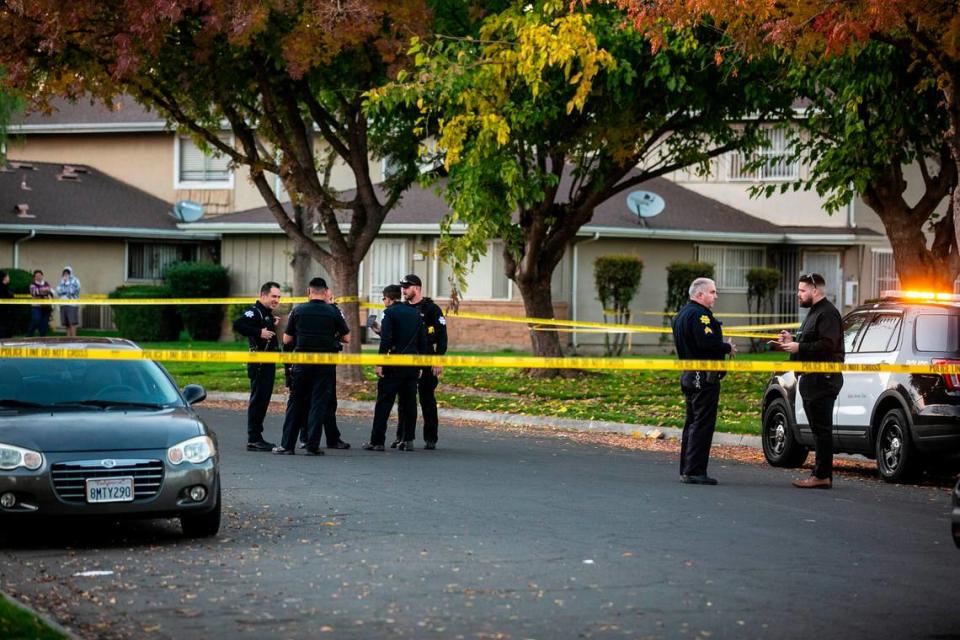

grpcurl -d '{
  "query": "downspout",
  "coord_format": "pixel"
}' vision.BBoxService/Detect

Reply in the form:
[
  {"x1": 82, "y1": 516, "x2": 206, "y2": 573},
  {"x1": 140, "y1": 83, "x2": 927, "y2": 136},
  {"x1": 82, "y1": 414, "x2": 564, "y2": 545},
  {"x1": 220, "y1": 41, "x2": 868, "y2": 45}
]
[
  {"x1": 571, "y1": 232, "x2": 601, "y2": 350},
  {"x1": 13, "y1": 229, "x2": 36, "y2": 269},
  {"x1": 847, "y1": 185, "x2": 856, "y2": 228}
]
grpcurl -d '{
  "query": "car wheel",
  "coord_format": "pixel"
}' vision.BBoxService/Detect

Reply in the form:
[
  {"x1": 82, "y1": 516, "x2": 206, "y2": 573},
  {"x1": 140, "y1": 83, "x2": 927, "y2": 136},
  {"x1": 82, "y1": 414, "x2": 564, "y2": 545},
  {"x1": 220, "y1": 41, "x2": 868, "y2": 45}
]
[
  {"x1": 762, "y1": 398, "x2": 808, "y2": 468},
  {"x1": 875, "y1": 408, "x2": 920, "y2": 483},
  {"x1": 181, "y1": 487, "x2": 221, "y2": 538}
]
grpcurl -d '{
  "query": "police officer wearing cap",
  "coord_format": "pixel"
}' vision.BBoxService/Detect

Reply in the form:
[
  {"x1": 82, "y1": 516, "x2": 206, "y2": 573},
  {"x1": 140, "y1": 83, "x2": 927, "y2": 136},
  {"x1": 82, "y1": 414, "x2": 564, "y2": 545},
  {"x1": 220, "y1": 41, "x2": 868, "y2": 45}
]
[
  {"x1": 273, "y1": 277, "x2": 350, "y2": 455},
  {"x1": 363, "y1": 284, "x2": 426, "y2": 451},
  {"x1": 672, "y1": 277, "x2": 736, "y2": 485},
  {"x1": 398, "y1": 273, "x2": 447, "y2": 450},
  {"x1": 233, "y1": 281, "x2": 282, "y2": 452}
]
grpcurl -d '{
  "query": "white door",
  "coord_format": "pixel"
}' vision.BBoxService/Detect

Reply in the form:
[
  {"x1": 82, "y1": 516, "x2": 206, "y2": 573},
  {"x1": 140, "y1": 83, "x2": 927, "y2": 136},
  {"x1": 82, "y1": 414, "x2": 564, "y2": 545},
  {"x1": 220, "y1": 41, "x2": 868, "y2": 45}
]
[
  {"x1": 368, "y1": 239, "x2": 408, "y2": 302},
  {"x1": 834, "y1": 311, "x2": 903, "y2": 450}
]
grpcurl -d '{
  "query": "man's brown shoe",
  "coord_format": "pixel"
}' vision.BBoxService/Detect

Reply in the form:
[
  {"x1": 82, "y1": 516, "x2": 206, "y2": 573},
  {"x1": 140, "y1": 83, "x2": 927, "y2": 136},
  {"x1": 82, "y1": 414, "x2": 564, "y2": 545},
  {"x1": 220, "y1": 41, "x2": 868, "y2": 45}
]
[{"x1": 792, "y1": 476, "x2": 832, "y2": 489}]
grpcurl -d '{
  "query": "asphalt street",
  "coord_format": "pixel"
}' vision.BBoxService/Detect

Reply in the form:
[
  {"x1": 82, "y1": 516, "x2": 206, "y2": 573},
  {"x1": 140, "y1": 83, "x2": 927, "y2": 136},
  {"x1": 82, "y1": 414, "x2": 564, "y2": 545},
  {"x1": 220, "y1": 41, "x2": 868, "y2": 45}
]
[{"x1": 1, "y1": 407, "x2": 958, "y2": 640}]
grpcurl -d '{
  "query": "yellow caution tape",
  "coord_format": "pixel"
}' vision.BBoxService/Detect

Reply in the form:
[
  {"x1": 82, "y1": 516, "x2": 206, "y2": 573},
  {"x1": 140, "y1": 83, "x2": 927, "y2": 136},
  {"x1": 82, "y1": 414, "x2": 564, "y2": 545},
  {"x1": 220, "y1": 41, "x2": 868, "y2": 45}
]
[
  {"x1": 0, "y1": 295, "x2": 362, "y2": 306},
  {"x1": 1, "y1": 346, "x2": 958, "y2": 374}
]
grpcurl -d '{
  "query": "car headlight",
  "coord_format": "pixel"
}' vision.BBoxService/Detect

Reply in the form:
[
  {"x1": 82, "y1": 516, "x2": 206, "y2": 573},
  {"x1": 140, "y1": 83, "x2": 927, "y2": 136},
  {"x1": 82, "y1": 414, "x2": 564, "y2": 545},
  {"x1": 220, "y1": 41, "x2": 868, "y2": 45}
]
[
  {"x1": 167, "y1": 436, "x2": 216, "y2": 465},
  {"x1": 0, "y1": 442, "x2": 44, "y2": 471}
]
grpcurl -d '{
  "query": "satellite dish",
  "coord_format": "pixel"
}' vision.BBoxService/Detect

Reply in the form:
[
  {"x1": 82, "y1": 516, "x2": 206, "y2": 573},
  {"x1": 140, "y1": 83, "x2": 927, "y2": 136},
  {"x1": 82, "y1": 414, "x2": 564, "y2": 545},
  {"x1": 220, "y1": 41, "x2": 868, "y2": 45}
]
[
  {"x1": 173, "y1": 200, "x2": 204, "y2": 222},
  {"x1": 626, "y1": 191, "x2": 665, "y2": 218}
]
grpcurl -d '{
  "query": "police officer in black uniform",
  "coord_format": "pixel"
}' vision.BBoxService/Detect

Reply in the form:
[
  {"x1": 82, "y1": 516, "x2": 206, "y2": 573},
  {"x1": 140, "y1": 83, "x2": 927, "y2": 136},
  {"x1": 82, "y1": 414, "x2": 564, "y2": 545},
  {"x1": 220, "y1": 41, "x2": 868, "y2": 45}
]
[
  {"x1": 273, "y1": 277, "x2": 350, "y2": 455},
  {"x1": 233, "y1": 281, "x2": 282, "y2": 452},
  {"x1": 363, "y1": 285, "x2": 426, "y2": 451},
  {"x1": 398, "y1": 273, "x2": 447, "y2": 449},
  {"x1": 778, "y1": 272, "x2": 844, "y2": 489},
  {"x1": 672, "y1": 277, "x2": 736, "y2": 485},
  {"x1": 295, "y1": 298, "x2": 351, "y2": 450}
]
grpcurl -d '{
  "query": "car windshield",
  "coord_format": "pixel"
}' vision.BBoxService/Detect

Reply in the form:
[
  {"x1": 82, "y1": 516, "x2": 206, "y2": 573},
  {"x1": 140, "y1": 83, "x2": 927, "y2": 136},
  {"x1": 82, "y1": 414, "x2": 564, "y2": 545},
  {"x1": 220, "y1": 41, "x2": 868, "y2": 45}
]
[{"x1": 0, "y1": 357, "x2": 182, "y2": 408}]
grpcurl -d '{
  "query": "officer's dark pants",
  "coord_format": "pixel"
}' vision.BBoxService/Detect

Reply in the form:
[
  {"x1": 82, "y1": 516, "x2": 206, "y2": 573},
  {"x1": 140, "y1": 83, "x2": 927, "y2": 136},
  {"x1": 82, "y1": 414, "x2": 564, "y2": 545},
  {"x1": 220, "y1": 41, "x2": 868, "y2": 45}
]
[
  {"x1": 799, "y1": 373, "x2": 843, "y2": 480},
  {"x1": 280, "y1": 364, "x2": 336, "y2": 450},
  {"x1": 246, "y1": 363, "x2": 276, "y2": 443},
  {"x1": 680, "y1": 380, "x2": 721, "y2": 476},
  {"x1": 370, "y1": 372, "x2": 418, "y2": 446},
  {"x1": 396, "y1": 367, "x2": 440, "y2": 444},
  {"x1": 298, "y1": 376, "x2": 343, "y2": 446}
]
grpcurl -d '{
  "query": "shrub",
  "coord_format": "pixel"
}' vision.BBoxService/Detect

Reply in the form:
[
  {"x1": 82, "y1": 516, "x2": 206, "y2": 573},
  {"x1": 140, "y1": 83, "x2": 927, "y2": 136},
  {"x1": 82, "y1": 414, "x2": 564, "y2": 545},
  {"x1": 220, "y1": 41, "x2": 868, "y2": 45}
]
[
  {"x1": 594, "y1": 256, "x2": 644, "y2": 356},
  {"x1": 2, "y1": 267, "x2": 34, "y2": 335},
  {"x1": 164, "y1": 262, "x2": 230, "y2": 341},
  {"x1": 110, "y1": 285, "x2": 181, "y2": 341},
  {"x1": 665, "y1": 261, "x2": 716, "y2": 312},
  {"x1": 746, "y1": 267, "x2": 781, "y2": 352}
]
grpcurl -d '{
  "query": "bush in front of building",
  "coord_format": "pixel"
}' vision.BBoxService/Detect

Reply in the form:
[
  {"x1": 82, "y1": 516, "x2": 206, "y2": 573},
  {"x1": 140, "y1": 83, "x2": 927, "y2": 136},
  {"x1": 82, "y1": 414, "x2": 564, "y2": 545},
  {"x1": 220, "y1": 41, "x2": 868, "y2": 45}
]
[
  {"x1": 594, "y1": 255, "x2": 644, "y2": 356},
  {"x1": 110, "y1": 285, "x2": 181, "y2": 341},
  {"x1": 665, "y1": 261, "x2": 716, "y2": 312},
  {"x1": 164, "y1": 262, "x2": 230, "y2": 341},
  {"x1": 2, "y1": 267, "x2": 34, "y2": 334}
]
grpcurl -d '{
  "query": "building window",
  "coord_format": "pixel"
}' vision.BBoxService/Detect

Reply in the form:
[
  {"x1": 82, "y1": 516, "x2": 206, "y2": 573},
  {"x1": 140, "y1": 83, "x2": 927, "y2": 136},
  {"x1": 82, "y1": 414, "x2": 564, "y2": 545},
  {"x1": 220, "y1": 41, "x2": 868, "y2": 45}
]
[
  {"x1": 695, "y1": 245, "x2": 765, "y2": 291},
  {"x1": 175, "y1": 134, "x2": 233, "y2": 188},
  {"x1": 728, "y1": 127, "x2": 799, "y2": 182},
  {"x1": 871, "y1": 249, "x2": 899, "y2": 298},
  {"x1": 127, "y1": 242, "x2": 199, "y2": 280}
]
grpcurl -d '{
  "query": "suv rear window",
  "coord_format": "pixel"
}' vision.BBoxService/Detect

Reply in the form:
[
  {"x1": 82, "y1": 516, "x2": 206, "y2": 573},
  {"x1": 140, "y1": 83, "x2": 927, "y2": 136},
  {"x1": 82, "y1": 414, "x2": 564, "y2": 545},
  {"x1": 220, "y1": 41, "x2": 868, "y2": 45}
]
[{"x1": 915, "y1": 315, "x2": 960, "y2": 352}]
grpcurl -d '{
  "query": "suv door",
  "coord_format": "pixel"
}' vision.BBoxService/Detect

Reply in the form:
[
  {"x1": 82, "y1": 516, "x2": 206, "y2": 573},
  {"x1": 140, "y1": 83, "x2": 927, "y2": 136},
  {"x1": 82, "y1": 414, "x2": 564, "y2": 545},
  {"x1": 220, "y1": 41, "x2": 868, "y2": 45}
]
[
  {"x1": 835, "y1": 311, "x2": 903, "y2": 453},
  {"x1": 794, "y1": 312, "x2": 867, "y2": 445}
]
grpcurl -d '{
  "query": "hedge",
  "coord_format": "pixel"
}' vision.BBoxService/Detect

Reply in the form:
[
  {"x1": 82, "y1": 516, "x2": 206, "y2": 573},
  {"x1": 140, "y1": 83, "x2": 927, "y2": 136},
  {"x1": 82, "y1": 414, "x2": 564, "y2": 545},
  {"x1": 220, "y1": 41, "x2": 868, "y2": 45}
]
[
  {"x1": 109, "y1": 285, "x2": 181, "y2": 341},
  {"x1": 164, "y1": 262, "x2": 230, "y2": 341}
]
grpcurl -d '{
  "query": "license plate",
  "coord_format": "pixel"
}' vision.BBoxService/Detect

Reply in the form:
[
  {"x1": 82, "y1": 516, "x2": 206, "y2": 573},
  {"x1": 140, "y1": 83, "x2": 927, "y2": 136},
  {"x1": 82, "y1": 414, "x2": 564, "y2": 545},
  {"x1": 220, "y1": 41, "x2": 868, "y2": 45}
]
[{"x1": 85, "y1": 477, "x2": 134, "y2": 503}]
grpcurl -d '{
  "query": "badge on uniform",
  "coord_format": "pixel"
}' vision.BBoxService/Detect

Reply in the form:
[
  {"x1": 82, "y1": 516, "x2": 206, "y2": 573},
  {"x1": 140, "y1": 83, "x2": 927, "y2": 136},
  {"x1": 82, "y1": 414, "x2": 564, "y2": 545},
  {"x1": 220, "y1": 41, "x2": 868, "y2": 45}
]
[
  {"x1": 438, "y1": 317, "x2": 446, "y2": 326},
  {"x1": 244, "y1": 310, "x2": 254, "y2": 318},
  {"x1": 699, "y1": 315, "x2": 710, "y2": 325},
  {"x1": 427, "y1": 326, "x2": 435, "y2": 334}
]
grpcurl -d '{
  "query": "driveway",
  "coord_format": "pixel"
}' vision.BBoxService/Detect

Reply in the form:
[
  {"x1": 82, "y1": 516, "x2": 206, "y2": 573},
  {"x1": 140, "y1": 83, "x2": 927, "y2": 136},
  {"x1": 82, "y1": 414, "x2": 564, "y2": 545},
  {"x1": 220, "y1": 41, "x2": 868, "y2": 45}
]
[{"x1": 1, "y1": 408, "x2": 957, "y2": 639}]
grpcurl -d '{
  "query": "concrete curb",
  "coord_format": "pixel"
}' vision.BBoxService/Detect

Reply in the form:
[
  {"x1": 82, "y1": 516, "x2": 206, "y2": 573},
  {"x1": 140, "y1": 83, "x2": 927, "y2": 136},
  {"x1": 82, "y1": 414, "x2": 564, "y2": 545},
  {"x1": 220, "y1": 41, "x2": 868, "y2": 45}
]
[
  {"x1": 1, "y1": 591, "x2": 79, "y2": 640},
  {"x1": 206, "y1": 391, "x2": 764, "y2": 449}
]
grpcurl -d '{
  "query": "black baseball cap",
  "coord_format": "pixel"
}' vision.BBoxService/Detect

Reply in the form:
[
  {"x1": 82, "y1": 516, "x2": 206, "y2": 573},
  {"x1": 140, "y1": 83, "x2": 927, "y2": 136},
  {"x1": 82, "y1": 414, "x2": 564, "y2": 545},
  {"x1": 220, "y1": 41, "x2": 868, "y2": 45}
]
[{"x1": 399, "y1": 274, "x2": 422, "y2": 287}]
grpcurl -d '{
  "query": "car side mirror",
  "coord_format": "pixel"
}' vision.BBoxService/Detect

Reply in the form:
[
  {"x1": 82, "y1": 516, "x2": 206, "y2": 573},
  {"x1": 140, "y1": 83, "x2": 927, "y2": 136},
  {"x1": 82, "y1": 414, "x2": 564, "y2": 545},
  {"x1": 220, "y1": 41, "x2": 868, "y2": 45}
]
[{"x1": 182, "y1": 384, "x2": 206, "y2": 405}]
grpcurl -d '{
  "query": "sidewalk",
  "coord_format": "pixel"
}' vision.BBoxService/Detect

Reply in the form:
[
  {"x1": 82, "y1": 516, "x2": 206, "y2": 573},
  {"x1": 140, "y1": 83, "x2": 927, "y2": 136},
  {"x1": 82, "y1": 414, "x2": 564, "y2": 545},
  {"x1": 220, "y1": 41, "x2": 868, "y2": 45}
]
[{"x1": 206, "y1": 391, "x2": 764, "y2": 449}]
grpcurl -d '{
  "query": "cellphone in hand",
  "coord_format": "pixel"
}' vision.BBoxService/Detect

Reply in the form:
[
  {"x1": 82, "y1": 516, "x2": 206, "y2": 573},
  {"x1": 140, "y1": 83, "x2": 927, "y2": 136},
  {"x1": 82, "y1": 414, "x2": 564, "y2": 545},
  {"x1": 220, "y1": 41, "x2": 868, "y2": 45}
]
[{"x1": 366, "y1": 313, "x2": 378, "y2": 328}]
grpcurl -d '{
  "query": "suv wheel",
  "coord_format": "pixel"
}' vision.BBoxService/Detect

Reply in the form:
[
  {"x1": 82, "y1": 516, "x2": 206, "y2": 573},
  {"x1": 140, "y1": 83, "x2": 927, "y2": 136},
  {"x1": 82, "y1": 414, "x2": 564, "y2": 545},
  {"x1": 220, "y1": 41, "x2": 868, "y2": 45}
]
[
  {"x1": 876, "y1": 408, "x2": 920, "y2": 483},
  {"x1": 762, "y1": 398, "x2": 808, "y2": 468},
  {"x1": 181, "y1": 487, "x2": 221, "y2": 538}
]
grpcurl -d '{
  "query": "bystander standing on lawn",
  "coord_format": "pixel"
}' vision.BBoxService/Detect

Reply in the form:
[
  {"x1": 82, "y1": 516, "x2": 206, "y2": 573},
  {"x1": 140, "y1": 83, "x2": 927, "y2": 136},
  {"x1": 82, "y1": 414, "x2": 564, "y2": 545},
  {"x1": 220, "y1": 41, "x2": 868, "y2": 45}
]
[{"x1": 55, "y1": 266, "x2": 80, "y2": 338}]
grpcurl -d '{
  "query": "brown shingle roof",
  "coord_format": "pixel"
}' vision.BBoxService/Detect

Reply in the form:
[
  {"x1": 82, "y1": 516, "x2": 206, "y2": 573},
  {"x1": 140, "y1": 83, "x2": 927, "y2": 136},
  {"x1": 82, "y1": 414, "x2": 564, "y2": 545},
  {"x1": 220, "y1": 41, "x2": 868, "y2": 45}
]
[
  {"x1": 0, "y1": 161, "x2": 180, "y2": 231},
  {"x1": 194, "y1": 175, "x2": 878, "y2": 238},
  {"x1": 12, "y1": 96, "x2": 165, "y2": 129}
]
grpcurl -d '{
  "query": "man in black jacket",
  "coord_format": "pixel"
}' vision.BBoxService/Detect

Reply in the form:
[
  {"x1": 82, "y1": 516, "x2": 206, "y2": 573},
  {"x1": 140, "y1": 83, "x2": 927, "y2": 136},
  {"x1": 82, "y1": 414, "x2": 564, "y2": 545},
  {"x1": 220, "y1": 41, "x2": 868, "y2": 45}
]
[
  {"x1": 233, "y1": 281, "x2": 282, "y2": 451},
  {"x1": 778, "y1": 273, "x2": 844, "y2": 489},
  {"x1": 672, "y1": 277, "x2": 736, "y2": 485},
  {"x1": 399, "y1": 273, "x2": 447, "y2": 449},
  {"x1": 363, "y1": 285, "x2": 427, "y2": 452},
  {"x1": 274, "y1": 277, "x2": 350, "y2": 455}
]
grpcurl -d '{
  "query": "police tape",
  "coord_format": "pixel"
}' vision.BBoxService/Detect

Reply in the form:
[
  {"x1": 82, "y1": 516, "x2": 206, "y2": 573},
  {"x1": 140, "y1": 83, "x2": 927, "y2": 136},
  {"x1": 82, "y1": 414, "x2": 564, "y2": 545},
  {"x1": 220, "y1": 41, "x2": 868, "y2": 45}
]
[
  {"x1": 1, "y1": 346, "x2": 958, "y2": 374},
  {"x1": 0, "y1": 296, "x2": 788, "y2": 338}
]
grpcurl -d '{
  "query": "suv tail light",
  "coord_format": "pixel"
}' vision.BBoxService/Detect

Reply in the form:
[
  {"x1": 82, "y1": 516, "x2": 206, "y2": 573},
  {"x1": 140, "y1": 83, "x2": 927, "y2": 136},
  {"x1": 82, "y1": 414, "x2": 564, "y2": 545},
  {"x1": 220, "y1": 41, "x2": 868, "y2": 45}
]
[{"x1": 932, "y1": 359, "x2": 960, "y2": 391}]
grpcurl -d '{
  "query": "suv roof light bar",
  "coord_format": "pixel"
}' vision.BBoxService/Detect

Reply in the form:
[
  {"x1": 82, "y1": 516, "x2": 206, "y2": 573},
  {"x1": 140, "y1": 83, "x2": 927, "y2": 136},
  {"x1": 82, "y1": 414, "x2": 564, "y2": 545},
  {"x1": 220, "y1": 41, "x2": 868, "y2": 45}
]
[{"x1": 881, "y1": 289, "x2": 960, "y2": 302}]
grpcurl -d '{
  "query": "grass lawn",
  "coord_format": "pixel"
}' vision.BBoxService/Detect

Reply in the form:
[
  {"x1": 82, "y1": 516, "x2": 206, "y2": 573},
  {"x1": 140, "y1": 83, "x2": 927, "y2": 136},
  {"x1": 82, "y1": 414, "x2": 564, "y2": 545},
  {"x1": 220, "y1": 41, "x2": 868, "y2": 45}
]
[
  {"x1": 0, "y1": 596, "x2": 65, "y2": 640},
  {"x1": 132, "y1": 333, "x2": 786, "y2": 435}
]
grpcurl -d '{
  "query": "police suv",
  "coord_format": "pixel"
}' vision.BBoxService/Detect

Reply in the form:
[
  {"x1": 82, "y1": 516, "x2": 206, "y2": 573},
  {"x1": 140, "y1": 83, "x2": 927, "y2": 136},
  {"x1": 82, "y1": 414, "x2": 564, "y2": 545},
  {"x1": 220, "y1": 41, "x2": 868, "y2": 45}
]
[{"x1": 761, "y1": 290, "x2": 960, "y2": 483}]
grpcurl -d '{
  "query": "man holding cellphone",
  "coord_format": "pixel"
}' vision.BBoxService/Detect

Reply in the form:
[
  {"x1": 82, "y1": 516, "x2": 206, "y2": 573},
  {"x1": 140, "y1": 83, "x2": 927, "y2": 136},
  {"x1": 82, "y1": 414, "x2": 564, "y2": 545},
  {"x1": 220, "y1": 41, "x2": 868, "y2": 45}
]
[{"x1": 777, "y1": 273, "x2": 844, "y2": 489}]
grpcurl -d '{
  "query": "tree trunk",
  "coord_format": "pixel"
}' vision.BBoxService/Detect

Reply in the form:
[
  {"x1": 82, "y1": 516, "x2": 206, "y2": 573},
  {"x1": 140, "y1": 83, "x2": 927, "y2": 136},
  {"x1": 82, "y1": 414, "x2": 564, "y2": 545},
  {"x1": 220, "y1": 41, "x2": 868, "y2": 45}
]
[
  {"x1": 328, "y1": 258, "x2": 363, "y2": 383},
  {"x1": 877, "y1": 208, "x2": 954, "y2": 290},
  {"x1": 290, "y1": 239, "x2": 313, "y2": 296},
  {"x1": 515, "y1": 276, "x2": 565, "y2": 378}
]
